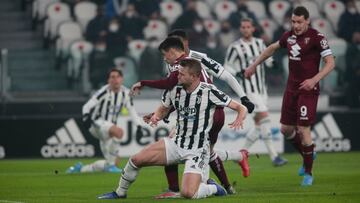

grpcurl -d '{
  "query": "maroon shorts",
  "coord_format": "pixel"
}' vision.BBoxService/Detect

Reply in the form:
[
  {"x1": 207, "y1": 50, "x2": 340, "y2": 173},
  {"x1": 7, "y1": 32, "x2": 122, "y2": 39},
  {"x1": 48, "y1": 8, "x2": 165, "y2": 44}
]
[
  {"x1": 280, "y1": 90, "x2": 319, "y2": 126},
  {"x1": 209, "y1": 107, "x2": 225, "y2": 145}
]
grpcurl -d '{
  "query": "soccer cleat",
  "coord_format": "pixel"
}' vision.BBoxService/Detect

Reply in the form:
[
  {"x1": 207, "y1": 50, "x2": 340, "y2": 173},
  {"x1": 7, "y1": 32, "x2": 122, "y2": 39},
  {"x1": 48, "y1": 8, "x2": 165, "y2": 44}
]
[
  {"x1": 301, "y1": 173, "x2": 314, "y2": 186},
  {"x1": 207, "y1": 178, "x2": 227, "y2": 196},
  {"x1": 240, "y1": 96, "x2": 255, "y2": 113},
  {"x1": 97, "y1": 191, "x2": 126, "y2": 199},
  {"x1": 104, "y1": 165, "x2": 122, "y2": 173},
  {"x1": 154, "y1": 189, "x2": 180, "y2": 199},
  {"x1": 272, "y1": 156, "x2": 288, "y2": 167},
  {"x1": 298, "y1": 152, "x2": 317, "y2": 176},
  {"x1": 225, "y1": 185, "x2": 236, "y2": 195},
  {"x1": 66, "y1": 162, "x2": 82, "y2": 174},
  {"x1": 239, "y1": 149, "x2": 250, "y2": 177}
]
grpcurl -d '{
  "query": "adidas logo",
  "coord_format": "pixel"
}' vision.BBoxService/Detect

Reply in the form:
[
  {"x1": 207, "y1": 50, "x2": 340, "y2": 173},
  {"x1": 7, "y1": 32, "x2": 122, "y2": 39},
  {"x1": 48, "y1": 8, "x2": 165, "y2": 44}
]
[
  {"x1": 311, "y1": 113, "x2": 351, "y2": 152},
  {"x1": 40, "y1": 118, "x2": 95, "y2": 158}
]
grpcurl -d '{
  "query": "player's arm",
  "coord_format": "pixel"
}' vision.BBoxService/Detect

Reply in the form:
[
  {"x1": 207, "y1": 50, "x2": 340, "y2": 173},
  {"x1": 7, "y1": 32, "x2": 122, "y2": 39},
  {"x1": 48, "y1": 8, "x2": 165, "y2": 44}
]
[
  {"x1": 149, "y1": 104, "x2": 171, "y2": 127},
  {"x1": 82, "y1": 87, "x2": 106, "y2": 127},
  {"x1": 244, "y1": 41, "x2": 281, "y2": 78},
  {"x1": 130, "y1": 72, "x2": 179, "y2": 95},
  {"x1": 227, "y1": 100, "x2": 247, "y2": 130},
  {"x1": 125, "y1": 95, "x2": 143, "y2": 127},
  {"x1": 299, "y1": 55, "x2": 335, "y2": 91}
]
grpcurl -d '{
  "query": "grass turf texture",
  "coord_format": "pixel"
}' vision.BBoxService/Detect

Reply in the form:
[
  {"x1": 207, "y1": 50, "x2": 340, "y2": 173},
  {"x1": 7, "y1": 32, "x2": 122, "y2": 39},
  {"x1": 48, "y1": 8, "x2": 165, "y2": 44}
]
[{"x1": 1, "y1": 152, "x2": 360, "y2": 203}]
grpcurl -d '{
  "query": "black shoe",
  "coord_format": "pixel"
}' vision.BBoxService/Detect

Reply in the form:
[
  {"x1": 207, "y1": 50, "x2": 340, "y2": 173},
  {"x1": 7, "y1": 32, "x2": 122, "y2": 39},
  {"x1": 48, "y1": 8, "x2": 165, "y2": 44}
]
[{"x1": 240, "y1": 96, "x2": 255, "y2": 113}]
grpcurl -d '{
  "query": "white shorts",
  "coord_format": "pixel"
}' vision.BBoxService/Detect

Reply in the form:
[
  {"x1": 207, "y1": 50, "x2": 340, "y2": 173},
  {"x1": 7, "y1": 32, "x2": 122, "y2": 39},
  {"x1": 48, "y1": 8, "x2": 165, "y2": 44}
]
[
  {"x1": 89, "y1": 120, "x2": 113, "y2": 140},
  {"x1": 164, "y1": 137, "x2": 210, "y2": 182},
  {"x1": 247, "y1": 93, "x2": 268, "y2": 113}
]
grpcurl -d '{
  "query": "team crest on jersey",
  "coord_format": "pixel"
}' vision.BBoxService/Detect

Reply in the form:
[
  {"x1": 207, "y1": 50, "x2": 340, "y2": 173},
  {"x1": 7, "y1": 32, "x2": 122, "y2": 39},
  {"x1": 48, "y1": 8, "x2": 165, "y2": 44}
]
[
  {"x1": 287, "y1": 35, "x2": 297, "y2": 45},
  {"x1": 168, "y1": 64, "x2": 181, "y2": 72},
  {"x1": 304, "y1": 37, "x2": 310, "y2": 45},
  {"x1": 320, "y1": 39, "x2": 329, "y2": 49}
]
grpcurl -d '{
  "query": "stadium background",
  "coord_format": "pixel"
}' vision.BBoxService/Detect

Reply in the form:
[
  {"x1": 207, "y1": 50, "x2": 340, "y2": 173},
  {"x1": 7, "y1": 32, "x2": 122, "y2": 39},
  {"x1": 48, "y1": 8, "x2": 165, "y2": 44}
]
[{"x1": 0, "y1": 0, "x2": 360, "y2": 202}]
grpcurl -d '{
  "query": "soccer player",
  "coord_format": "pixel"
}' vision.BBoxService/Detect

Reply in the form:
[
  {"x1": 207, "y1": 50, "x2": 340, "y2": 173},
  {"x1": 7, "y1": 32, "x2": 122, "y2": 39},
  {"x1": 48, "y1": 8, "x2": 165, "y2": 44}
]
[
  {"x1": 224, "y1": 18, "x2": 288, "y2": 167},
  {"x1": 66, "y1": 68, "x2": 143, "y2": 173},
  {"x1": 97, "y1": 58, "x2": 248, "y2": 199},
  {"x1": 244, "y1": 6, "x2": 335, "y2": 186},
  {"x1": 131, "y1": 36, "x2": 250, "y2": 197}
]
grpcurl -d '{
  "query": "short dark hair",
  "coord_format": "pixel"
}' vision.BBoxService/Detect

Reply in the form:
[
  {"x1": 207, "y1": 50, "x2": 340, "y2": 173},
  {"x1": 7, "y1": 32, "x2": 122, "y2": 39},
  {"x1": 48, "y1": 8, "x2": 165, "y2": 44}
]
[
  {"x1": 168, "y1": 29, "x2": 188, "y2": 40},
  {"x1": 179, "y1": 58, "x2": 201, "y2": 77},
  {"x1": 293, "y1": 6, "x2": 309, "y2": 19},
  {"x1": 108, "y1": 68, "x2": 123, "y2": 78},
  {"x1": 158, "y1": 37, "x2": 184, "y2": 52}
]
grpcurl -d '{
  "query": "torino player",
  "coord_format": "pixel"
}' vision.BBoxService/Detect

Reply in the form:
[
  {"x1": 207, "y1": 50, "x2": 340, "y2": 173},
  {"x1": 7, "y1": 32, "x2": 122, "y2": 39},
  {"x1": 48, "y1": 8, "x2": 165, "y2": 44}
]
[
  {"x1": 131, "y1": 36, "x2": 252, "y2": 197},
  {"x1": 245, "y1": 6, "x2": 335, "y2": 186}
]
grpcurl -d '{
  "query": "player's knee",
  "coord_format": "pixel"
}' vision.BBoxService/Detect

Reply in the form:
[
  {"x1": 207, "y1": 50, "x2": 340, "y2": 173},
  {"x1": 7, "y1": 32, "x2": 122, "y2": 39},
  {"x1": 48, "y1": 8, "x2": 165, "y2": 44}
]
[
  {"x1": 110, "y1": 126, "x2": 123, "y2": 139},
  {"x1": 280, "y1": 125, "x2": 294, "y2": 137},
  {"x1": 181, "y1": 188, "x2": 196, "y2": 199},
  {"x1": 130, "y1": 155, "x2": 142, "y2": 168}
]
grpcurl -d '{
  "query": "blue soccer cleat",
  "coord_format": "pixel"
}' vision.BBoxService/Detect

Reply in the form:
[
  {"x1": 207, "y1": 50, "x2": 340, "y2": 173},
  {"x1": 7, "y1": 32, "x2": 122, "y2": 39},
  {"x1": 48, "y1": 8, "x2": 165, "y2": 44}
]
[
  {"x1": 66, "y1": 162, "x2": 82, "y2": 174},
  {"x1": 207, "y1": 178, "x2": 227, "y2": 196},
  {"x1": 272, "y1": 156, "x2": 288, "y2": 167},
  {"x1": 97, "y1": 191, "x2": 126, "y2": 199},
  {"x1": 104, "y1": 165, "x2": 122, "y2": 173},
  {"x1": 301, "y1": 173, "x2": 314, "y2": 186},
  {"x1": 298, "y1": 152, "x2": 317, "y2": 176}
]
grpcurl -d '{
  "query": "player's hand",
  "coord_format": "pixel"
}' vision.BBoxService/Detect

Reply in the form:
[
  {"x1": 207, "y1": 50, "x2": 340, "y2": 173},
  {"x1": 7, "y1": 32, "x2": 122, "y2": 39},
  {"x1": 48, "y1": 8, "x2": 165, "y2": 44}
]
[
  {"x1": 244, "y1": 65, "x2": 256, "y2": 79},
  {"x1": 130, "y1": 82, "x2": 142, "y2": 96},
  {"x1": 143, "y1": 112, "x2": 154, "y2": 124},
  {"x1": 149, "y1": 115, "x2": 161, "y2": 127},
  {"x1": 228, "y1": 119, "x2": 244, "y2": 130},
  {"x1": 299, "y1": 78, "x2": 317, "y2": 91}
]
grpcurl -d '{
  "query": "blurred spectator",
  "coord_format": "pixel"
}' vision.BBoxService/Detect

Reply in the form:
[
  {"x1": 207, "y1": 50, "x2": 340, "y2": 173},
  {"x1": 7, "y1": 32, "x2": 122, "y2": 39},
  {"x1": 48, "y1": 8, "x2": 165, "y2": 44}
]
[
  {"x1": 86, "y1": 7, "x2": 108, "y2": 44},
  {"x1": 138, "y1": 37, "x2": 165, "y2": 80},
  {"x1": 171, "y1": 0, "x2": 200, "y2": 30},
  {"x1": 218, "y1": 21, "x2": 237, "y2": 51},
  {"x1": 228, "y1": 0, "x2": 264, "y2": 38},
  {"x1": 344, "y1": 32, "x2": 360, "y2": 107},
  {"x1": 338, "y1": 0, "x2": 360, "y2": 43},
  {"x1": 106, "y1": 18, "x2": 127, "y2": 58},
  {"x1": 188, "y1": 18, "x2": 209, "y2": 51},
  {"x1": 120, "y1": 4, "x2": 147, "y2": 41},
  {"x1": 132, "y1": 0, "x2": 161, "y2": 18}
]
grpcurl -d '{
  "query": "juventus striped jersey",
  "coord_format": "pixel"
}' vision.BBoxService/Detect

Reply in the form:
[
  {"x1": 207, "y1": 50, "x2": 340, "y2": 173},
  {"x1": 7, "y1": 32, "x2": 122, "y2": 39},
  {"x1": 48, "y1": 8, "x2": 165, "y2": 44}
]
[
  {"x1": 162, "y1": 82, "x2": 231, "y2": 150},
  {"x1": 224, "y1": 38, "x2": 272, "y2": 95},
  {"x1": 82, "y1": 84, "x2": 141, "y2": 126}
]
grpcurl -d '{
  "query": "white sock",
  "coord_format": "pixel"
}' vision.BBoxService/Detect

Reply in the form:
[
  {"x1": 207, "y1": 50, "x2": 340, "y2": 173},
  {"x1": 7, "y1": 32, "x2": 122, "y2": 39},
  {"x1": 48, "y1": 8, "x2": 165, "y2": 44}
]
[
  {"x1": 115, "y1": 158, "x2": 139, "y2": 197},
  {"x1": 80, "y1": 160, "x2": 106, "y2": 172},
  {"x1": 259, "y1": 118, "x2": 278, "y2": 160},
  {"x1": 215, "y1": 149, "x2": 243, "y2": 162},
  {"x1": 243, "y1": 127, "x2": 260, "y2": 149},
  {"x1": 192, "y1": 182, "x2": 217, "y2": 199}
]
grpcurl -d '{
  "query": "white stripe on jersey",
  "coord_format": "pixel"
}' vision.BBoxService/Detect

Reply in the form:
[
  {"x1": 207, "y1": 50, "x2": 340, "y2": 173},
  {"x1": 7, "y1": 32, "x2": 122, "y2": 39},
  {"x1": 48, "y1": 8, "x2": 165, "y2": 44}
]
[
  {"x1": 162, "y1": 82, "x2": 231, "y2": 150},
  {"x1": 225, "y1": 38, "x2": 268, "y2": 95}
]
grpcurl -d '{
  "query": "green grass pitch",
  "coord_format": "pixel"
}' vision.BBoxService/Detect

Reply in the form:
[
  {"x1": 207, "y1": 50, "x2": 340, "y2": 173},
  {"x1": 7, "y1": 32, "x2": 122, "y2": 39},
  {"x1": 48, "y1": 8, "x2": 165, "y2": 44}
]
[{"x1": 1, "y1": 152, "x2": 360, "y2": 203}]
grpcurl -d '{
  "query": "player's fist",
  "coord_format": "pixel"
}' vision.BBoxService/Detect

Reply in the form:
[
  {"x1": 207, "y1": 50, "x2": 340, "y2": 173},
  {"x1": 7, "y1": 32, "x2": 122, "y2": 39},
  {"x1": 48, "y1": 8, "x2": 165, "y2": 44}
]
[
  {"x1": 130, "y1": 82, "x2": 142, "y2": 96},
  {"x1": 143, "y1": 112, "x2": 154, "y2": 124},
  {"x1": 244, "y1": 66, "x2": 256, "y2": 79},
  {"x1": 149, "y1": 114, "x2": 161, "y2": 127}
]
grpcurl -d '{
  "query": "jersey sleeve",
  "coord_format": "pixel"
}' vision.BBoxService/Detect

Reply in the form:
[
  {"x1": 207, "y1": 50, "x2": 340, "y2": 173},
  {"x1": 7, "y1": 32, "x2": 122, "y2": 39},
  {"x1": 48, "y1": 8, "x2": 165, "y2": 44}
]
[
  {"x1": 200, "y1": 56, "x2": 225, "y2": 78},
  {"x1": 208, "y1": 85, "x2": 231, "y2": 107},
  {"x1": 223, "y1": 44, "x2": 239, "y2": 76},
  {"x1": 315, "y1": 32, "x2": 332, "y2": 58},
  {"x1": 161, "y1": 89, "x2": 173, "y2": 108}
]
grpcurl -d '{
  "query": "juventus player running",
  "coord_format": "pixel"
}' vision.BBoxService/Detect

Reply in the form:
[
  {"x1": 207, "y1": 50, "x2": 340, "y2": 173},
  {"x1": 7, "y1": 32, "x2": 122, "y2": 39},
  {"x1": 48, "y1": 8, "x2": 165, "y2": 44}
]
[
  {"x1": 131, "y1": 36, "x2": 251, "y2": 197},
  {"x1": 224, "y1": 18, "x2": 288, "y2": 166},
  {"x1": 97, "y1": 59, "x2": 248, "y2": 199},
  {"x1": 244, "y1": 6, "x2": 335, "y2": 186},
  {"x1": 66, "y1": 68, "x2": 143, "y2": 174}
]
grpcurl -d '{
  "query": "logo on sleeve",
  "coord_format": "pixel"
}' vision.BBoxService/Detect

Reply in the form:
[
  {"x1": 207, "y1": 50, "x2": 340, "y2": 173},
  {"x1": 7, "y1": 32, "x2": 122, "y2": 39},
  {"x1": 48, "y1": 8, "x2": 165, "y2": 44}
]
[{"x1": 320, "y1": 39, "x2": 329, "y2": 49}]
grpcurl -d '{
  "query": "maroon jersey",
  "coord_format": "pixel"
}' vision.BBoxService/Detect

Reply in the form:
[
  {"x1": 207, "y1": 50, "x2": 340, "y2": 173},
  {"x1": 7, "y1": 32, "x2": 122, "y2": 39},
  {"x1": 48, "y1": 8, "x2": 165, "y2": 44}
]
[{"x1": 279, "y1": 28, "x2": 332, "y2": 94}]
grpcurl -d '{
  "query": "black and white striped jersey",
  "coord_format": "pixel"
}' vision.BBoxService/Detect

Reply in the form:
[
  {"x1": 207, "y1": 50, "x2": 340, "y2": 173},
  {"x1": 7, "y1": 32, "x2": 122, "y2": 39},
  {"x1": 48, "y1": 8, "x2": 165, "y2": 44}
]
[
  {"x1": 166, "y1": 50, "x2": 225, "y2": 82},
  {"x1": 162, "y1": 82, "x2": 232, "y2": 150},
  {"x1": 224, "y1": 38, "x2": 272, "y2": 95},
  {"x1": 82, "y1": 84, "x2": 140, "y2": 126}
]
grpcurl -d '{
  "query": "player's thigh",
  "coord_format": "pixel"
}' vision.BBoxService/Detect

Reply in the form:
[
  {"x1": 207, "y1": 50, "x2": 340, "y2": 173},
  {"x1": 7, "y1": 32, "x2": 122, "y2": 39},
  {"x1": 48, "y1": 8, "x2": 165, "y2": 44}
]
[
  {"x1": 209, "y1": 107, "x2": 225, "y2": 145},
  {"x1": 280, "y1": 91, "x2": 298, "y2": 126},
  {"x1": 297, "y1": 94, "x2": 319, "y2": 126},
  {"x1": 131, "y1": 139, "x2": 167, "y2": 167}
]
